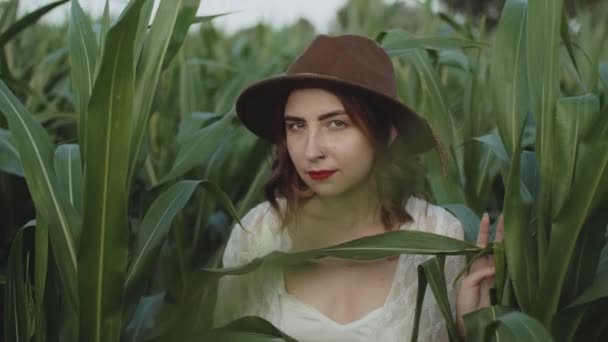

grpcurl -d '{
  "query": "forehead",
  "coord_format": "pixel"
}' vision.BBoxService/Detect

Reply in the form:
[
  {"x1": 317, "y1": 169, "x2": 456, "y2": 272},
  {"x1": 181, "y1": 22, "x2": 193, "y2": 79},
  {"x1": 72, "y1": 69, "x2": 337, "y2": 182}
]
[{"x1": 283, "y1": 88, "x2": 345, "y2": 118}]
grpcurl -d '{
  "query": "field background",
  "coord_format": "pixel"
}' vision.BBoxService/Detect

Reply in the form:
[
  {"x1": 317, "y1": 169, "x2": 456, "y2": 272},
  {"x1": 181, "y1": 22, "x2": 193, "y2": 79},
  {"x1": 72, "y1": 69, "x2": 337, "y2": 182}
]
[{"x1": 1, "y1": 0, "x2": 607, "y2": 341}]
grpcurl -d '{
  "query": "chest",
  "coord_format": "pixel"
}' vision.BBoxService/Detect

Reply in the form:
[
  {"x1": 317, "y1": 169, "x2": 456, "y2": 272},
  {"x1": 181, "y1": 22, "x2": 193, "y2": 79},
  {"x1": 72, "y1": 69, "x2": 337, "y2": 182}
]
[{"x1": 283, "y1": 257, "x2": 399, "y2": 324}]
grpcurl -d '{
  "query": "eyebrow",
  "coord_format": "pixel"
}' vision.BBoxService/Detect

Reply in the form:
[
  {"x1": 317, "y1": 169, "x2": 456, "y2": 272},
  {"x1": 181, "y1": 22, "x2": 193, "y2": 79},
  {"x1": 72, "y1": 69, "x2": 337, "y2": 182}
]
[{"x1": 284, "y1": 110, "x2": 347, "y2": 122}]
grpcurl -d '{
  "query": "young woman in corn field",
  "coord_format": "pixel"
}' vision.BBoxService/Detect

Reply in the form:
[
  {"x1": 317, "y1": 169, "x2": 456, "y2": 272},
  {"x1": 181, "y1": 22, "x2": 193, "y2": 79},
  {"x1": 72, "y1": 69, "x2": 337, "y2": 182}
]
[{"x1": 213, "y1": 34, "x2": 503, "y2": 341}]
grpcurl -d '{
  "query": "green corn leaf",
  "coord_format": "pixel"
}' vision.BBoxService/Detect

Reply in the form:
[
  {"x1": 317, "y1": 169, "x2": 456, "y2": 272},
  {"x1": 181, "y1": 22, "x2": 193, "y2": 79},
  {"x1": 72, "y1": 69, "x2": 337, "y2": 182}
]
[
  {"x1": 54, "y1": 144, "x2": 83, "y2": 218},
  {"x1": 0, "y1": 81, "x2": 81, "y2": 315},
  {"x1": 175, "y1": 111, "x2": 220, "y2": 145},
  {"x1": 463, "y1": 305, "x2": 514, "y2": 342},
  {"x1": 560, "y1": 7, "x2": 581, "y2": 81},
  {"x1": 34, "y1": 212, "x2": 48, "y2": 342},
  {"x1": 160, "y1": 113, "x2": 232, "y2": 183},
  {"x1": 536, "y1": 140, "x2": 608, "y2": 325},
  {"x1": 379, "y1": 29, "x2": 459, "y2": 146},
  {"x1": 551, "y1": 304, "x2": 588, "y2": 342},
  {"x1": 192, "y1": 11, "x2": 239, "y2": 24},
  {"x1": 122, "y1": 293, "x2": 165, "y2": 342},
  {"x1": 129, "y1": 0, "x2": 189, "y2": 188},
  {"x1": 503, "y1": 148, "x2": 537, "y2": 313},
  {"x1": 560, "y1": 202, "x2": 608, "y2": 306},
  {"x1": 527, "y1": 0, "x2": 564, "y2": 270},
  {"x1": 472, "y1": 130, "x2": 510, "y2": 163},
  {"x1": 68, "y1": 0, "x2": 98, "y2": 161},
  {"x1": 125, "y1": 180, "x2": 241, "y2": 295},
  {"x1": 0, "y1": 127, "x2": 23, "y2": 177},
  {"x1": 552, "y1": 94, "x2": 600, "y2": 218},
  {"x1": 78, "y1": 0, "x2": 146, "y2": 341},
  {"x1": 410, "y1": 260, "x2": 429, "y2": 342},
  {"x1": 493, "y1": 242, "x2": 507, "y2": 305},
  {"x1": 4, "y1": 226, "x2": 34, "y2": 342},
  {"x1": 0, "y1": 0, "x2": 69, "y2": 47},
  {"x1": 483, "y1": 311, "x2": 553, "y2": 341},
  {"x1": 162, "y1": 0, "x2": 201, "y2": 69},
  {"x1": 203, "y1": 231, "x2": 478, "y2": 278},
  {"x1": 442, "y1": 204, "x2": 480, "y2": 243},
  {"x1": 569, "y1": 298, "x2": 608, "y2": 341},
  {"x1": 0, "y1": 0, "x2": 18, "y2": 32},
  {"x1": 421, "y1": 256, "x2": 459, "y2": 342},
  {"x1": 599, "y1": 63, "x2": 608, "y2": 114},
  {"x1": 97, "y1": 0, "x2": 110, "y2": 64},
  {"x1": 490, "y1": 0, "x2": 529, "y2": 159},
  {"x1": 565, "y1": 269, "x2": 608, "y2": 309},
  {"x1": 520, "y1": 151, "x2": 539, "y2": 205},
  {"x1": 132, "y1": 0, "x2": 153, "y2": 64}
]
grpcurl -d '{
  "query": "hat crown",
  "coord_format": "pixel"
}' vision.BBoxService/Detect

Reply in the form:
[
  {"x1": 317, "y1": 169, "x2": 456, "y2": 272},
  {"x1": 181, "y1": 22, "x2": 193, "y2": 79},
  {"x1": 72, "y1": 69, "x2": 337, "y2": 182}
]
[{"x1": 286, "y1": 35, "x2": 397, "y2": 99}]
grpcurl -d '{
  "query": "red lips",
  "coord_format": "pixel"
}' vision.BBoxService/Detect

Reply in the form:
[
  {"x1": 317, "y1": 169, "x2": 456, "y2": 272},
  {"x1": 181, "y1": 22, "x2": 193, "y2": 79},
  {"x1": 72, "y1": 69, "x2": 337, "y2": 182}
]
[{"x1": 308, "y1": 170, "x2": 336, "y2": 180}]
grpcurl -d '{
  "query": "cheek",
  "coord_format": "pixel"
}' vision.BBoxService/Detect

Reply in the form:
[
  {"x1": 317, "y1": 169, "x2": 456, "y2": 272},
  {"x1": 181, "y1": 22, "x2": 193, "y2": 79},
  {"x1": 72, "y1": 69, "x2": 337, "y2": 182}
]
[{"x1": 286, "y1": 139, "x2": 302, "y2": 167}]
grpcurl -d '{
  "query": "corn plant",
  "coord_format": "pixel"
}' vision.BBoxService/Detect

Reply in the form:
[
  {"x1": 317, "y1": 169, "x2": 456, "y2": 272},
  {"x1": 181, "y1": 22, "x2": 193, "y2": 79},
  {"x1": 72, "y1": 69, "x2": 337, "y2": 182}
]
[
  {"x1": 203, "y1": 0, "x2": 608, "y2": 341},
  {"x1": 2, "y1": 0, "x2": 608, "y2": 341},
  {"x1": 0, "y1": 0, "x2": 270, "y2": 341}
]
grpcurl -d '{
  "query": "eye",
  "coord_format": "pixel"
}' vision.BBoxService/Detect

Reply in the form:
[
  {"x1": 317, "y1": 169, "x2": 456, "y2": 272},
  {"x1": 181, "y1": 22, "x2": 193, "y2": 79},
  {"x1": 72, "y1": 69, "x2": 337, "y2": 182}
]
[
  {"x1": 286, "y1": 121, "x2": 305, "y2": 131},
  {"x1": 328, "y1": 120, "x2": 347, "y2": 129}
]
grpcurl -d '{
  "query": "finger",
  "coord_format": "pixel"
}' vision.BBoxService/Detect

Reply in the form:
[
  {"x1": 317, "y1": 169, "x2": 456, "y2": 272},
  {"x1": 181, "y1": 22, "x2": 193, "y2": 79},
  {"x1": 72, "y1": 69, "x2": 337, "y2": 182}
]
[
  {"x1": 476, "y1": 213, "x2": 490, "y2": 248},
  {"x1": 479, "y1": 279, "x2": 493, "y2": 307},
  {"x1": 495, "y1": 214, "x2": 504, "y2": 243},
  {"x1": 462, "y1": 266, "x2": 495, "y2": 288}
]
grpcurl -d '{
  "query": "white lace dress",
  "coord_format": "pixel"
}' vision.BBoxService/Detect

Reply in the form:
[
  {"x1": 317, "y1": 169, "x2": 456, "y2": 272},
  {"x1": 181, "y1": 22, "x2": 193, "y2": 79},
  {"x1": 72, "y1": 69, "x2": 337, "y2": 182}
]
[{"x1": 213, "y1": 197, "x2": 465, "y2": 341}]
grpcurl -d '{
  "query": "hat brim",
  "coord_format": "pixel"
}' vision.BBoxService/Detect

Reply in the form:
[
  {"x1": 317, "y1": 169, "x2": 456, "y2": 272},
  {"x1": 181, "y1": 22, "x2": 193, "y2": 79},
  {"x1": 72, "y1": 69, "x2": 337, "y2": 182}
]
[{"x1": 236, "y1": 74, "x2": 436, "y2": 154}]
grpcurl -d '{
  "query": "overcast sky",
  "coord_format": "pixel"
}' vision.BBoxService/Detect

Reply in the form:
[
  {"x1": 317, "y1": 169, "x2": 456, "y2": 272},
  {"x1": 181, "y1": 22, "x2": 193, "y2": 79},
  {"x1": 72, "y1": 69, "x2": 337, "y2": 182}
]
[{"x1": 22, "y1": 0, "x2": 354, "y2": 33}]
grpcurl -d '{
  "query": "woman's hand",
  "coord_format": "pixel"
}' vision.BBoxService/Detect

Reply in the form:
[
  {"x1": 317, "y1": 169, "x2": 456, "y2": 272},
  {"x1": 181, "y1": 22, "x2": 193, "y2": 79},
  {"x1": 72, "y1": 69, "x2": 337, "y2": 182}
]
[{"x1": 456, "y1": 213, "x2": 504, "y2": 340}]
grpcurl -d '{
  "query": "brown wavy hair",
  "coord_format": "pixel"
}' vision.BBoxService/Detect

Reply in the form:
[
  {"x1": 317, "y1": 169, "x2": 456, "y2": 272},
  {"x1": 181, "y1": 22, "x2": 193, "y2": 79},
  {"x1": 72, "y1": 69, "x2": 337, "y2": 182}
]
[{"x1": 263, "y1": 88, "x2": 427, "y2": 231}]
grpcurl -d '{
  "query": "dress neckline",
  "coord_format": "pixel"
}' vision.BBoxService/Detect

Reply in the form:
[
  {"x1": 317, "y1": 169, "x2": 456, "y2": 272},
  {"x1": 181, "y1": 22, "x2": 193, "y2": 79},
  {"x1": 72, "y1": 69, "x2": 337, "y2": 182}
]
[{"x1": 277, "y1": 225, "x2": 404, "y2": 328}]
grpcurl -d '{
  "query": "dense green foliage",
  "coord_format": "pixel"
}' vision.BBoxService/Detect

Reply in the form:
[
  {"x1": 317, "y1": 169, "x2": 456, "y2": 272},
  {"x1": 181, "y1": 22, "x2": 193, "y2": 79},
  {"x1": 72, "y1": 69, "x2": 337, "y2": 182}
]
[{"x1": 1, "y1": 0, "x2": 607, "y2": 341}]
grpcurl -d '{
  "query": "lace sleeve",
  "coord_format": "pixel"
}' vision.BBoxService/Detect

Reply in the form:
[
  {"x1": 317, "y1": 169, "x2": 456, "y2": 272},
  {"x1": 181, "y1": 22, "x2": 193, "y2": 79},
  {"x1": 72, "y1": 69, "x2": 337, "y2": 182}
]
[
  {"x1": 419, "y1": 206, "x2": 466, "y2": 342},
  {"x1": 212, "y1": 202, "x2": 280, "y2": 327}
]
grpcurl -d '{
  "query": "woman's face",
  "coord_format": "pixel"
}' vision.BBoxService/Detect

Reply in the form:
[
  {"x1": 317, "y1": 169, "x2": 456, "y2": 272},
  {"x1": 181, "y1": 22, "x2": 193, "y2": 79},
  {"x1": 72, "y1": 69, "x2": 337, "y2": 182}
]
[{"x1": 284, "y1": 88, "x2": 375, "y2": 198}]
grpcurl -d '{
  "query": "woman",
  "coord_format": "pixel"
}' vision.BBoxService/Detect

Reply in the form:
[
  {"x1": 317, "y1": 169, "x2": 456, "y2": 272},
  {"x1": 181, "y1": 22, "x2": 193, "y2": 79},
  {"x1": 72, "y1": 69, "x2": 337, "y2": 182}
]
[{"x1": 213, "y1": 34, "x2": 502, "y2": 341}]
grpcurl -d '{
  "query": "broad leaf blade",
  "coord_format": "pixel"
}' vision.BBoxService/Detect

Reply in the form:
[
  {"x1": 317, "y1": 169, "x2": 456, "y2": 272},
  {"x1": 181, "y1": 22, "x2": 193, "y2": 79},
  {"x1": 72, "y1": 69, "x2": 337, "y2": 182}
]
[
  {"x1": 34, "y1": 213, "x2": 48, "y2": 342},
  {"x1": 125, "y1": 180, "x2": 199, "y2": 294},
  {"x1": 162, "y1": 0, "x2": 201, "y2": 69},
  {"x1": 68, "y1": 0, "x2": 98, "y2": 160},
  {"x1": 536, "y1": 140, "x2": 608, "y2": 325},
  {"x1": 0, "y1": 81, "x2": 80, "y2": 314},
  {"x1": 0, "y1": 0, "x2": 69, "y2": 47},
  {"x1": 552, "y1": 94, "x2": 599, "y2": 218},
  {"x1": 54, "y1": 144, "x2": 83, "y2": 218},
  {"x1": 490, "y1": 0, "x2": 528, "y2": 162},
  {"x1": 4, "y1": 227, "x2": 34, "y2": 342},
  {"x1": 420, "y1": 256, "x2": 459, "y2": 342},
  {"x1": 129, "y1": 0, "x2": 188, "y2": 187},
  {"x1": 503, "y1": 148, "x2": 537, "y2": 313},
  {"x1": 484, "y1": 311, "x2": 553, "y2": 341},
  {"x1": 526, "y1": 0, "x2": 564, "y2": 274},
  {"x1": 78, "y1": 1, "x2": 146, "y2": 341},
  {"x1": 203, "y1": 231, "x2": 478, "y2": 278},
  {"x1": 463, "y1": 305, "x2": 513, "y2": 342},
  {"x1": 0, "y1": 128, "x2": 23, "y2": 176}
]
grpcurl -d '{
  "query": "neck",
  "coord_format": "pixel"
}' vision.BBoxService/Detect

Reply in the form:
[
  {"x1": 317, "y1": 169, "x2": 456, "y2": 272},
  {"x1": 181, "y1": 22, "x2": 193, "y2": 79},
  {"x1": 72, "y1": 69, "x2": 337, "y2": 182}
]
[{"x1": 303, "y1": 177, "x2": 382, "y2": 231}]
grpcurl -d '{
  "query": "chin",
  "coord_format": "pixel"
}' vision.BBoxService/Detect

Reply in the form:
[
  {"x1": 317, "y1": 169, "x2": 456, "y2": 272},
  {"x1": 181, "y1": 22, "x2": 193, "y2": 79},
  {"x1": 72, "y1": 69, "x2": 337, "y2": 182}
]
[{"x1": 307, "y1": 184, "x2": 347, "y2": 198}]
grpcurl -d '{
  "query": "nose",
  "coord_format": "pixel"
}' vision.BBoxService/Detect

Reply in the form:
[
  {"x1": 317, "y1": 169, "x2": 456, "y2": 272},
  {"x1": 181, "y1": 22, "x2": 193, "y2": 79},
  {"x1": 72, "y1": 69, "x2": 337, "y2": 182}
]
[{"x1": 304, "y1": 129, "x2": 326, "y2": 161}]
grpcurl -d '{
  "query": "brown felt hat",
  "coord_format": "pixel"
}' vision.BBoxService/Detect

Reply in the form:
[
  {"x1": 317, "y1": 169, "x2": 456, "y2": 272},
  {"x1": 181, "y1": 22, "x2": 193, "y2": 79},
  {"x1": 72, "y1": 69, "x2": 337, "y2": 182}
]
[{"x1": 236, "y1": 34, "x2": 437, "y2": 154}]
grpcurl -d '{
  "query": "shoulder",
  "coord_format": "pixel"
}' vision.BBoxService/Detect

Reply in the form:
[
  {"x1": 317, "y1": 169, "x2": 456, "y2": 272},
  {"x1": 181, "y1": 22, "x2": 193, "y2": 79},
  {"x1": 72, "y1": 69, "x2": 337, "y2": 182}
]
[
  {"x1": 223, "y1": 200, "x2": 284, "y2": 266},
  {"x1": 404, "y1": 196, "x2": 464, "y2": 240},
  {"x1": 238, "y1": 200, "x2": 283, "y2": 235}
]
